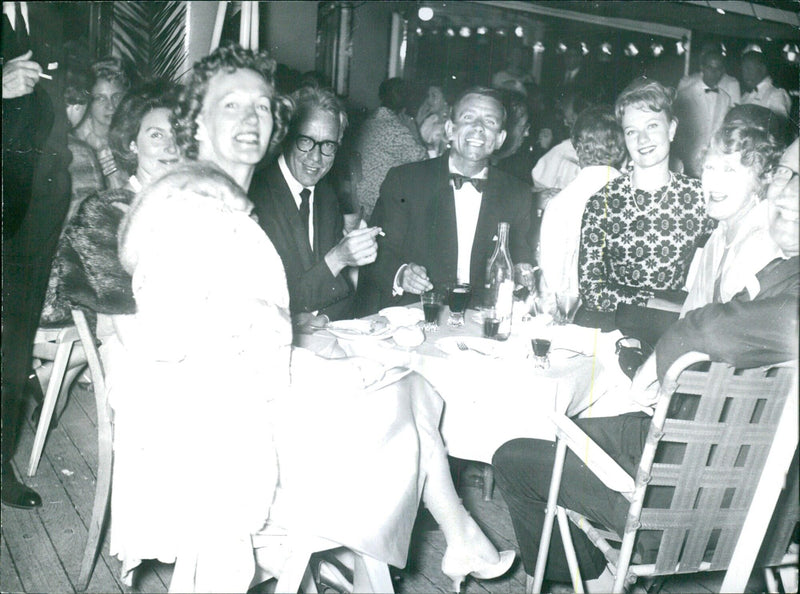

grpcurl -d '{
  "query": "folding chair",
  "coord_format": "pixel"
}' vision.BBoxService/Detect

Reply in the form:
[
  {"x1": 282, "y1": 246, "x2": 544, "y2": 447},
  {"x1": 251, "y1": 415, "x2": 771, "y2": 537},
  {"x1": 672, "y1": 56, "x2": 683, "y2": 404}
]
[
  {"x1": 70, "y1": 309, "x2": 114, "y2": 592},
  {"x1": 27, "y1": 323, "x2": 87, "y2": 476},
  {"x1": 530, "y1": 352, "x2": 798, "y2": 593}
]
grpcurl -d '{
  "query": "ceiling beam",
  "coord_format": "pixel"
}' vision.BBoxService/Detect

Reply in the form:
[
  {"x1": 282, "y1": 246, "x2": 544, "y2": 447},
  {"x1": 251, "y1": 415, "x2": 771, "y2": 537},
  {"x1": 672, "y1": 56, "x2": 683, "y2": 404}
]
[
  {"x1": 476, "y1": 1, "x2": 691, "y2": 39},
  {"x1": 682, "y1": 1, "x2": 800, "y2": 28}
]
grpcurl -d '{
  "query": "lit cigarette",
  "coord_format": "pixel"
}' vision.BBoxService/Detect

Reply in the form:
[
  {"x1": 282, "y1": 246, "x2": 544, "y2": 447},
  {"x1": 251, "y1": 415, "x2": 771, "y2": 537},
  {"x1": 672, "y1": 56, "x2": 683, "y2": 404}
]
[
  {"x1": 377, "y1": 230, "x2": 385, "y2": 237},
  {"x1": 39, "y1": 73, "x2": 53, "y2": 80}
]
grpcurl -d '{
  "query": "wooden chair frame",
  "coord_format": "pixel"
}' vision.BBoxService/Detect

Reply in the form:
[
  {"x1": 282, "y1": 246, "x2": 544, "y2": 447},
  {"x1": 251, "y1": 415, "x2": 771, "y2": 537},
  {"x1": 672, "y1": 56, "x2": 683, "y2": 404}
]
[
  {"x1": 531, "y1": 352, "x2": 799, "y2": 593},
  {"x1": 28, "y1": 324, "x2": 87, "y2": 476},
  {"x1": 71, "y1": 309, "x2": 114, "y2": 592}
]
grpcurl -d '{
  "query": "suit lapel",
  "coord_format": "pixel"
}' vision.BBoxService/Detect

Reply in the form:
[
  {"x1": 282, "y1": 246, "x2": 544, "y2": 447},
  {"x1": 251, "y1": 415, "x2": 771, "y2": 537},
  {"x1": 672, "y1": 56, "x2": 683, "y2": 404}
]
[
  {"x1": 429, "y1": 156, "x2": 458, "y2": 284},
  {"x1": 268, "y1": 165, "x2": 316, "y2": 270}
]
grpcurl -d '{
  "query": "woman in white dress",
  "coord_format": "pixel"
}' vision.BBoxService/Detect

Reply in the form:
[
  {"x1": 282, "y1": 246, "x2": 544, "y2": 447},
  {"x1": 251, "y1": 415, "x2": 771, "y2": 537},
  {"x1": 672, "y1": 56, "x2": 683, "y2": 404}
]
[{"x1": 109, "y1": 44, "x2": 513, "y2": 593}]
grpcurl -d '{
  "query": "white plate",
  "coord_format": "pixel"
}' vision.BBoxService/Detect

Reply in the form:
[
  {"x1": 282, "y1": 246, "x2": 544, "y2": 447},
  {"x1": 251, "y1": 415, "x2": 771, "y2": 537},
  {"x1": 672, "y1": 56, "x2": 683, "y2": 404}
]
[
  {"x1": 327, "y1": 319, "x2": 394, "y2": 340},
  {"x1": 378, "y1": 306, "x2": 424, "y2": 327},
  {"x1": 435, "y1": 336, "x2": 508, "y2": 358}
]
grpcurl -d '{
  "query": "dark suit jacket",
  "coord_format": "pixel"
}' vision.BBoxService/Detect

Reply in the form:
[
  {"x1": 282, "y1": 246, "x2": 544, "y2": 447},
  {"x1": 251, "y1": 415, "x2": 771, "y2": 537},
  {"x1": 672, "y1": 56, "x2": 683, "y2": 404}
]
[
  {"x1": 655, "y1": 256, "x2": 800, "y2": 381},
  {"x1": 248, "y1": 162, "x2": 354, "y2": 320},
  {"x1": 2, "y1": 3, "x2": 71, "y2": 448},
  {"x1": 2, "y1": 2, "x2": 69, "y2": 239},
  {"x1": 356, "y1": 153, "x2": 534, "y2": 315}
]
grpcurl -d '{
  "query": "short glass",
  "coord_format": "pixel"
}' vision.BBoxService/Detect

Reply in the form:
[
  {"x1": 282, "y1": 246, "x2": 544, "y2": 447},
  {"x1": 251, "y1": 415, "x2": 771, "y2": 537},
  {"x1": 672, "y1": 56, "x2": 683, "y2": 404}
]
[
  {"x1": 420, "y1": 290, "x2": 445, "y2": 331},
  {"x1": 530, "y1": 337, "x2": 552, "y2": 369},
  {"x1": 447, "y1": 283, "x2": 472, "y2": 327},
  {"x1": 481, "y1": 307, "x2": 500, "y2": 339}
]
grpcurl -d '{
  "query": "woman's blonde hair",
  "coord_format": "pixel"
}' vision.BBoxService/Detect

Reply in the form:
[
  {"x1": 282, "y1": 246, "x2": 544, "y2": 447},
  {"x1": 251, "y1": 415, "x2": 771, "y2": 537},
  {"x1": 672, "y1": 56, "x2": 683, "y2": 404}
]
[{"x1": 614, "y1": 77, "x2": 676, "y2": 123}]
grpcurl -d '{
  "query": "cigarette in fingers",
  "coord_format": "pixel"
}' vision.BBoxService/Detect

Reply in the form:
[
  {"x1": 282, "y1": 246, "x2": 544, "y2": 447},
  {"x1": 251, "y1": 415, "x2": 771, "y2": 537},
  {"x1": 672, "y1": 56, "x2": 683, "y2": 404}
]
[
  {"x1": 39, "y1": 72, "x2": 53, "y2": 80},
  {"x1": 377, "y1": 229, "x2": 386, "y2": 237}
]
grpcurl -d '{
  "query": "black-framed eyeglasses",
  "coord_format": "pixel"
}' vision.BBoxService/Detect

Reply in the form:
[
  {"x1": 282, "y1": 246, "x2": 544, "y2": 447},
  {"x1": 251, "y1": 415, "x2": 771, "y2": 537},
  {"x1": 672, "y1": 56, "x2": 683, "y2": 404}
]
[
  {"x1": 295, "y1": 135, "x2": 339, "y2": 157},
  {"x1": 772, "y1": 165, "x2": 799, "y2": 187}
]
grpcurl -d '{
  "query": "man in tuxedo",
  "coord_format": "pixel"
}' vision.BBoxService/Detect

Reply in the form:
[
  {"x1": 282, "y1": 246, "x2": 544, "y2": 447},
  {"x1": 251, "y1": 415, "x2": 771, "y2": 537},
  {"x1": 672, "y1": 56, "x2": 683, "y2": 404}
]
[
  {"x1": 248, "y1": 86, "x2": 380, "y2": 322},
  {"x1": 356, "y1": 86, "x2": 533, "y2": 314},
  {"x1": 674, "y1": 47, "x2": 734, "y2": 178},
  {"x1": 493, "y1": 139, "x2": 799, "y2": 590},
  {"x1": 740, "y1": 50, "x2": 791, "y2": 119},
  {"x1": 2, "y1": 1, "x2": 71, "y2": 509}
]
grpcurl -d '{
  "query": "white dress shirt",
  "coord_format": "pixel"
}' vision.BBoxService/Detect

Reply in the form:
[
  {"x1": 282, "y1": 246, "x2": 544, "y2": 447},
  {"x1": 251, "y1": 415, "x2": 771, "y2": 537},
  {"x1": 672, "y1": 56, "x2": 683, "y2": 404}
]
[
  {"x1": 741, "y1": 77, "x2": 791, "y2": 118},
  {"x1": 451, "y1": 165, "x2": 485, "y2": 285},
  {"x1": 674, "y1": 74, "x2": 733, "y2": 175},
  {"x1": 278, "y1": 154, "x2": 315, "y2": 248},
  {"x1": 3, "y1": 1, "x2": 29, "y2": 34}
]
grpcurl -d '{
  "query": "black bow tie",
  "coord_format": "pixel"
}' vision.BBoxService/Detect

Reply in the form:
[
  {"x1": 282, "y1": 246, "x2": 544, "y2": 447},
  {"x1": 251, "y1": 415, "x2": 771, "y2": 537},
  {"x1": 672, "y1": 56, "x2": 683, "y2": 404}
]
[
  {"x1": 704, "y1": 87, "x2": 719, "y2": 93},
  {"x1": 449, "y1": 174, "x2": 487, "y2": 193}
]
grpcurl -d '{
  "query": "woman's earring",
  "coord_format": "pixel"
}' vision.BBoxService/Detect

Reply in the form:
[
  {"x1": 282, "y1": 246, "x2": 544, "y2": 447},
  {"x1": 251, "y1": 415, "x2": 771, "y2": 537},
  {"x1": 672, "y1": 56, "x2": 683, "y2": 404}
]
[{"x1": 130, "y1": 141, "x2": 138, "y2": 154}]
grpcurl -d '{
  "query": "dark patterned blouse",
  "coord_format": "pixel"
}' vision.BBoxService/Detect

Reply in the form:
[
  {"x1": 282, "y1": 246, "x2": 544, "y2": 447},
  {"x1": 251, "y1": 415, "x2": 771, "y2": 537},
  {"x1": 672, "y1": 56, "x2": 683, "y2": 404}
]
[{"x1": 578, "y1": 172, "x2": 713, "y2": 312}]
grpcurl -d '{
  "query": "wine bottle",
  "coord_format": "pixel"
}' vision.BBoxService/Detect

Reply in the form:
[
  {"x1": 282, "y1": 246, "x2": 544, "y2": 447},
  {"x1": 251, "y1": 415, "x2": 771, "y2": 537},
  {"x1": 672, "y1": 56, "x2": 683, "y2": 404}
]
[{"x1": 485, "y1": 222, "x2": 514, "y2": 340}]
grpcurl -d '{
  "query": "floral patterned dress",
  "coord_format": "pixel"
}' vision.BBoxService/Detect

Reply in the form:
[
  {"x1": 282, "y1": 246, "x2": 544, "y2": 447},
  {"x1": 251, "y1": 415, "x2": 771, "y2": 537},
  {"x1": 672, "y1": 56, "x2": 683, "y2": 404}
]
[{"x1": 579, "y1": 172, "x2": 713, "y2": 312}]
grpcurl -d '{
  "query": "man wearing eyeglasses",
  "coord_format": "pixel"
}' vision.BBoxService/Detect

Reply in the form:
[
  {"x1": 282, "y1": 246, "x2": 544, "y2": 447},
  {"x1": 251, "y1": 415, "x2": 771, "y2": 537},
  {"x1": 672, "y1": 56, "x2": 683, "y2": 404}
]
[{"x1": 249, "y1": 86, "x2": 381, "y2": 322}]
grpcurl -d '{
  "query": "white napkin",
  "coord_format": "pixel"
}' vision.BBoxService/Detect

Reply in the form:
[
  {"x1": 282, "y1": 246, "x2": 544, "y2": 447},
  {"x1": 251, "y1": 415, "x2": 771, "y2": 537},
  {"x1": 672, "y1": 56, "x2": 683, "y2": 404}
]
[{"x1": 378, "y1": 307, "x2": 424, "y2": 327}]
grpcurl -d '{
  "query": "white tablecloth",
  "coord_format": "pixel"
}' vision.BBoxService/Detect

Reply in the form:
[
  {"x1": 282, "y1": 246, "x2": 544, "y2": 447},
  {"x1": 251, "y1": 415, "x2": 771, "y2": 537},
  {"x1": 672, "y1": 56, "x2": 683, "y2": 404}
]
[{"x1": 299, "y1": 307, "x2": 631, "y2": 464}]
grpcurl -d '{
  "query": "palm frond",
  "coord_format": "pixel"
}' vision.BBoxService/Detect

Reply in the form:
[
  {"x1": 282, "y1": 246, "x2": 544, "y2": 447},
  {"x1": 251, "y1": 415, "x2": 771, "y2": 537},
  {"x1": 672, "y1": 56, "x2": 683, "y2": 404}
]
[{"x1": 112, "y1": 1, "x2": 187, "y2": 83}]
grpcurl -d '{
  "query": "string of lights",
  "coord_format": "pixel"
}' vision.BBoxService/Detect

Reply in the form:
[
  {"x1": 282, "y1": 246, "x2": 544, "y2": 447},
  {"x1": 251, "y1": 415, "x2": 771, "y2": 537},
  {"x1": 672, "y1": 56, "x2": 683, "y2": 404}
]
[{"x1": 413, "y1": 4, "x2": 799, "y2": 63}]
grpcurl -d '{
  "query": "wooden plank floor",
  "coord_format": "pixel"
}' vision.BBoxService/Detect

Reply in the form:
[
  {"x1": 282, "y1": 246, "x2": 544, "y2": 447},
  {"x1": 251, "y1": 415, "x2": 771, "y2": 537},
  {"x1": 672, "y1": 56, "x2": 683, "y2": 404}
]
[{"x1": 1, "y1": 383, "x2": 771, "y2": 593}]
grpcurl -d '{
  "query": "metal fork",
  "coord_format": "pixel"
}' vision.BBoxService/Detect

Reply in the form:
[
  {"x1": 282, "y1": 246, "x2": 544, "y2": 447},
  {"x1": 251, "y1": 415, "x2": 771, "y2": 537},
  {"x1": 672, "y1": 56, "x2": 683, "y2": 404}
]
[{"x1": 456, "y1": 341, "x2": 493, "y2": 356}]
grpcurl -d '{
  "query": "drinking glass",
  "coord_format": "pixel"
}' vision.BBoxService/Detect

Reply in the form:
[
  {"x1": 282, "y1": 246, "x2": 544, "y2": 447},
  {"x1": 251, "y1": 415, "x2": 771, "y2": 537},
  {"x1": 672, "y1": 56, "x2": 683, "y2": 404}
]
[
  {"x1": 529, "y1": 267, "x2": 555, "y2": 318},
  {"x1": 481, "y1": 307, "x2": 500, "y2": 339},
  {"x1": 420, "y1": 290, "x2": 444, "y2": 331},
  {"x1": 530, "y1": 337, "x2": 552, "y2": 369},
  {"x1": 554, "y1": 292, "x2": 581, "y2": 325},
  {"x1": 447, "y1": 283, "x2": 472, "y2": 327}
]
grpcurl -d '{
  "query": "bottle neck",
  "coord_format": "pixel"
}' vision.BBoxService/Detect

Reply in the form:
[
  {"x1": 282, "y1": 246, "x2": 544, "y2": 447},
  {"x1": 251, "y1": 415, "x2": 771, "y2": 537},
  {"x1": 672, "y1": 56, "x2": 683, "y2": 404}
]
[{"x1": 497, "y1": 222, "x2": 510, "y2": 254}]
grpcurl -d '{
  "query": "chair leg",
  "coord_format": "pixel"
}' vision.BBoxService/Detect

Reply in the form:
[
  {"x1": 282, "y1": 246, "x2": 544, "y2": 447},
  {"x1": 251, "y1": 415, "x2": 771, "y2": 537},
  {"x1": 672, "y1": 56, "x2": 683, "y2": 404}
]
[
  {"x1": 275, "y1": 548, "x2": 314, "y2": 594},
  {"x1": 482, "y1": 464, "x2": 495, "y2": 501},
  {"x1": 531, "y1": 438, "x2": 569, "y2": 594},
  {"x1": 27, "y1": 340, "x2": 75, "y2": 476},
  {"x1": 557, "y1": 506, "x2": 584, "y2": 593},
  {"x1": 354, "y1": 554, "x2": 393, "y2": 593},
  {"x1": 764, "y1": 567, "x2": 780, "y2": 594},
  {"x1": 76, "y1": 418, "x2": 113, "y2": 591},
  {"x1": 779, "y1": 560, "x2": 799, "y2": 593}
]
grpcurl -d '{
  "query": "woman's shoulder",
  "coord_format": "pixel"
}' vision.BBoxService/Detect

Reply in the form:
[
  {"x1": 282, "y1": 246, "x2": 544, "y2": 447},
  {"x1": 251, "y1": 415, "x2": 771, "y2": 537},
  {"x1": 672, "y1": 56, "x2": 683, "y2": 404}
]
[
  {"x1": 587, "y1": 173, "x2": 629, "y2": 202},
  {"x1": 671, "y1": 172, "x2": 702, "y2": 191}
]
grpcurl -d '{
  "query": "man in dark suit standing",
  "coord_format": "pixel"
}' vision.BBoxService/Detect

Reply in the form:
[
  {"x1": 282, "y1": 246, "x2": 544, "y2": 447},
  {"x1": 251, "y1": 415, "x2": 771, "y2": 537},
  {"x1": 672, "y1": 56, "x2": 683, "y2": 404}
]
[
  {"x1": 356, "y1": 86, "x2": 533, "y2": 314},
  {"x1": 249, "y1": 86, "x2": 381, "y2": 322},
  {"x1": 2, "y1": 1, "x2": 71, "y2": 508}
]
